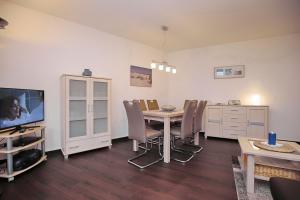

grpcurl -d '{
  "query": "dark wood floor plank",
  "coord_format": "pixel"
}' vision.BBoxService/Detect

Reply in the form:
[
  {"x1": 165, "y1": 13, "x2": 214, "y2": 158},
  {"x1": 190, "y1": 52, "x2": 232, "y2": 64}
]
[{"x1": 0, "y1": 137, "x2": 240, "y2": 200}]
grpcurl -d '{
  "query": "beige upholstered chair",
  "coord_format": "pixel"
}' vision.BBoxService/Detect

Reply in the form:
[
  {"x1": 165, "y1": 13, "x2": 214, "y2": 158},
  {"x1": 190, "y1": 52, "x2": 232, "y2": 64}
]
[
  {"x1": 170, "y1": 100, "x2": 198, "y2": 163},
  {"x1": 147, "y1": 99, "x2": 159, "y2": 110},
  {"x1": 174, "y1": 99, "x2": 198, "y2": 127},
  {"x1": 193, "y1": 100, "x2": 207, "y2": 134},
  {"x1": 188, "y1": 100, "x2": 208, "y2": 153},
  {"x1": 123, "y1": 100, "x2": 163, "y2": 169},
  {"x1": 144, "y1": 99, "x2": 164, "y2": 130},
  {"x1": 183, "y1": 99, "x2": 198, "y2": 110},
  {"x1": 139, "y1": 99, "x2": 148, "y2": 111}
]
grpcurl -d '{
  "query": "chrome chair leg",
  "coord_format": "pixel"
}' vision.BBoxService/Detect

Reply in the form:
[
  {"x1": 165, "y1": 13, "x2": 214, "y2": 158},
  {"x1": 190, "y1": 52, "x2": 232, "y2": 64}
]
[
  {"x1": 170, "y1": 136, "x2": 194, "y2": 163},
  {"x1": 128, "y1": 139, "x2": 163, "y2": 169}
]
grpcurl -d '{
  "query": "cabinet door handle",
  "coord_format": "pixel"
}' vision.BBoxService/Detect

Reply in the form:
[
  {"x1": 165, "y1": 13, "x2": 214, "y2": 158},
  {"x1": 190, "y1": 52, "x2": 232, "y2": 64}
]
[
  {"x1": 230, "y1": 126, "x2": 239, "y2": 128},
  {"x1": 231, "y1": 110, "x2": 239, "y2": 112},
  {"x1": 231, "y1": 118, "x2": 238, "y2": 120},
  {"x1": 70, "y1": 145, "x2": 79, "y2": 149},
  {"x1": 102, "y1": 140, "x2": 110, "y2": 143}
]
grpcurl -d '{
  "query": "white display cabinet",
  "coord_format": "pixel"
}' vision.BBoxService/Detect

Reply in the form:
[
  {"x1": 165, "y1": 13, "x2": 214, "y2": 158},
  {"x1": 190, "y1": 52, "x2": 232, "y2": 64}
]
[{"x1": 61, "y1": 75, "x2": 111, "y2": 159}]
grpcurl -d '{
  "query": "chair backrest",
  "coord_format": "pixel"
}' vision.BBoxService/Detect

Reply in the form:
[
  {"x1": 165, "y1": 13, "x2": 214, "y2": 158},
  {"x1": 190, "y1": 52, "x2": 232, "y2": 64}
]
[
  {"x1": 180, "y1": 100, "x2": 198, "y2": 139},
  {"x1": 193, "y1": 100, "x2": 208, "y2": 133},
  {"x1": 123, "y1": 100, "x2": 146, "y2": 143},
  {"x1": 139, "y1": 99, "x2": 148, "y2": 111},
  {"x1": 147, "y1": 99, "x2": 159, "y2": 110},
  {"x1": 183, "y1": 99, "x2": 198, "y2": 110}
]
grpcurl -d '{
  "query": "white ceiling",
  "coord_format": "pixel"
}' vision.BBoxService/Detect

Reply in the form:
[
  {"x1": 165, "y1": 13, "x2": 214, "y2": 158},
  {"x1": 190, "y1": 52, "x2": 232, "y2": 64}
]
[{"x1": 6, "y1": 0, "x2": 300, "y2": 51}]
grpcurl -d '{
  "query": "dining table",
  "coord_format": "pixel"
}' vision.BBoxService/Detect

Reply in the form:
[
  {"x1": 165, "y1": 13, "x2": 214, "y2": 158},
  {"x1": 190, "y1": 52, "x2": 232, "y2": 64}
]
[{"x1": 132, "y1": 109, "x2": 201, "y2": 163}]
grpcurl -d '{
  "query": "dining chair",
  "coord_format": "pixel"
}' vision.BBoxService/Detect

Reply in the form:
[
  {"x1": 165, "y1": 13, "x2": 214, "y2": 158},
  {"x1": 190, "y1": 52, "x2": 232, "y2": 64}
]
[
  {"x1": 188, "y1": 100, "x2": 208, "y2": 153},
  {"x1": 174, "y1": 99, "x2": 198, "y2": 127},
  {"x1": 170, "y1": 100, "x2": 198, "y2": 163},
  {"x1": 193, "y1": 100, "x2": 207, "y2": 134},
  {"x1": 147, "y1": 99, "x2": 159, "y2": 110},
  {"x1": 139, "y1": 99, "x2": 148, "y2": 111},
  {"x1": 183, "y1": 99, "x2": 198, "y2": 110},
  {"x1": 139, "y1": 99, "x2": 164, "y2": 131},
  {"x1": 123, "y1": 100, "x2": 163, "y2": 169}
]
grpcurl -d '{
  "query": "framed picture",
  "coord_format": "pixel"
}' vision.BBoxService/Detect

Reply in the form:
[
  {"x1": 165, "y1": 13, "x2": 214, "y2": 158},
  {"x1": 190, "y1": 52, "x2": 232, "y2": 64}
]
[
  {"x1": 130, "y1": 65, "x2": 152, "y2": 87},
  {"x1": 214, "y1": 65, "x2": 245, "y2": 79}
]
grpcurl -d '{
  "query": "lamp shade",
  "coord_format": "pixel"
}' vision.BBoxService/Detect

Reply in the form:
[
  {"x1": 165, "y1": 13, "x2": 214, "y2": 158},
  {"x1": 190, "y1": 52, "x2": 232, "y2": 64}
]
[
  {"x1": 151, "y1": 62, "x2": 157, "y2": 69},
  {"x1": 158, "y1": 64, "x2": 164, "y2": 70}
]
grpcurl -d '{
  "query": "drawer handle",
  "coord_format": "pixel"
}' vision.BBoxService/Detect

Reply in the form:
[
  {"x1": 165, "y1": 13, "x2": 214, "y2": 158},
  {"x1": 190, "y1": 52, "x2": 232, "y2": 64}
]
[
  {"x1": 102, "y1": 140, "x2": 110, "y2": 143},
  {"x1": 70, "y1": 145, "x2": 79, "y2": 149},
  {"x1": 249, "y1": 122, "x2": 264, "y2": 126},
  {"x1": 208, "y1": 119, "x2": 220, "y2": 123},
  {"x1": 230, "y1": 110, "x2": 239, "y2": 112},
  {"x1": 231, "y1": 118, "x2": 238, "y2": 120},
  {"x1": 230, "y1": 126, "x2": 239, "y2": 128},
  {"x1": 230, "y1": 133, "x2": 238, "y2": 135}
]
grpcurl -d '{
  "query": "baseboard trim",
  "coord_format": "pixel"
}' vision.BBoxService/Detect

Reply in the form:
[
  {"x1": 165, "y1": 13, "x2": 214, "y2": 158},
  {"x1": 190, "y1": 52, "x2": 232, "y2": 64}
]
[{"x1": 112, "y1": 136, "x2": 129, "y2": 143}]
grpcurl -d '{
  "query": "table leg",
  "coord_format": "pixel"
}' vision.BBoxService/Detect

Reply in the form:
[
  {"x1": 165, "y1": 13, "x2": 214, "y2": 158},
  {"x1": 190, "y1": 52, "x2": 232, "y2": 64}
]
[
  {"x1": 163, "y1": 117, "x2": 170, "y2": 163},
  {"x1": 246, "y1": 154, "x2": 255, "y2": 193},
  {"x1": 194, "y1": 132, "x2": 199, "y2": 145},
  {"x1": 133, "y1": 140, "x2": 139, "y2": 152}
]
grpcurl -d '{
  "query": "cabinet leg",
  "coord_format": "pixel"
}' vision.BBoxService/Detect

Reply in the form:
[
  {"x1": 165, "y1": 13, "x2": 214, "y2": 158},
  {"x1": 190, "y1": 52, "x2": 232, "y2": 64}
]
[
  {"x1": 8, "y1": 177, "x2": 14, "y2": 182},
  {"x1": 64, "y1": 155, "x2": 68, "y2": 160},
  {"x1": 109, "y1": 145, "x2": 112, "y2": 149}
]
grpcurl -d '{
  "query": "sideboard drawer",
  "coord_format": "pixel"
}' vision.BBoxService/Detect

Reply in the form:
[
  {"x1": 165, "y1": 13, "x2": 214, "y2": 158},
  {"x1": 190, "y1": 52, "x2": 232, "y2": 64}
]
[
  {"x1": 223, "y1": 122, "x2": 247, "y2": 131},
  {"x1": 223, "y1": 106, "x2": 246, "y2": 115},
  {"x1": 223, "y1": 129, "x2": 246, "y2": 139},
  {"x1": 223, "y1": 114, "x2": 246, "y2": 123},
  {"x1": 67, "y1": 137, "x2": 110, "y2": 154}
]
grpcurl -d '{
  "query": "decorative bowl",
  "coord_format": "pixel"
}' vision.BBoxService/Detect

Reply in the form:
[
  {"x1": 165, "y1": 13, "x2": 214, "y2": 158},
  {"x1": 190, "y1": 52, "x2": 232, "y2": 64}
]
[{"x1": 161, "y1": 105, "x2": 176, "y2": 112}]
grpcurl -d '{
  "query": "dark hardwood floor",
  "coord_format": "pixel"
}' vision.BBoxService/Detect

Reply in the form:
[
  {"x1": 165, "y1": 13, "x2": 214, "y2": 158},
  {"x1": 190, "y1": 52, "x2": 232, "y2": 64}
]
[{"x1": 0, "y1": 136, "x2": 240, "y2": 200}]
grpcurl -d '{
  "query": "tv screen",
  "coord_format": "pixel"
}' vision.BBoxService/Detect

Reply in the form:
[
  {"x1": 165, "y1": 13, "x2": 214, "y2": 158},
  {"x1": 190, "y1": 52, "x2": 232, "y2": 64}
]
[{"x1": 0, "y1": 88, "x2": 44, "y2": 130}]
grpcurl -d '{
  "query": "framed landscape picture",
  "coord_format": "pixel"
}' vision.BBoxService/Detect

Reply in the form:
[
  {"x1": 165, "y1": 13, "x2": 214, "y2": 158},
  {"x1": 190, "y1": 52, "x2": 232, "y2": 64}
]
[
  {"x1": 130, "y1": 65, "x2": 152, "y2": 87},
  {"x1": 214, "y1": 65, "x2": 245, "y2": 79}
]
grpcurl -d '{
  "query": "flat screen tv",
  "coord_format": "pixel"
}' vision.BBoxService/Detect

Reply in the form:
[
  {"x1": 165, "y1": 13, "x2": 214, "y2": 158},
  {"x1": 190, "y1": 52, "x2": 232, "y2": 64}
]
[{"x1": 0, "y1": 88, "x2": 44, "y2": 131}]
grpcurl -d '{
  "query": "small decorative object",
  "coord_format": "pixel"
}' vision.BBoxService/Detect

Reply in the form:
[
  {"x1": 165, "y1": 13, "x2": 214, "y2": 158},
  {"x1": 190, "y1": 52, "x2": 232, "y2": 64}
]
[
  {"x1": 268, "y1": 131, "x2": 277, "y2": 145},
  {"x1": 161, "y1": 105, "x2": 176, "y2": 112},
  {"x1": 253, "y1": 140, "x2": 295, "y2": 153},
  {"x1": 0, "y1": 17, "x2": 8, "y2": 29},
  {"x1": 214, "y1": 65, "x2": 245, "y2": 79},
  {"x1": 130, "y1": 65, "x2": 152, "y2": 87},
  {"x1": 228, "y1": 100, "x2": 241, "y2": 105},
  {"x1": 82, "y1": 69, "x2": 92, "y2": 76}
]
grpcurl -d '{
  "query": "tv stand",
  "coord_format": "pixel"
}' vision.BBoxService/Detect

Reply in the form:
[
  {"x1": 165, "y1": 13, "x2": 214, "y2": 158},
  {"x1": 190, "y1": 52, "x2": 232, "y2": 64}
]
[
  {"x1": 8, "y1": 125, "x2": 41, "y2": 135},
  {"x1": 0, "y1": 126, "x2": 46, "y2": 182}
]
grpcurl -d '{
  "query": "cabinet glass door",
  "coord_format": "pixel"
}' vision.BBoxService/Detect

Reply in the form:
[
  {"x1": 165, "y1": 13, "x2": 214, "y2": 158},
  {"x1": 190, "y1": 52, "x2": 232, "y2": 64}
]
[
  {"x1": 92, "y1": 80, "x2": 109, "y2": 135},
  {"x1": 68, "y1": 78, "x2": 88, "y2": 139}
]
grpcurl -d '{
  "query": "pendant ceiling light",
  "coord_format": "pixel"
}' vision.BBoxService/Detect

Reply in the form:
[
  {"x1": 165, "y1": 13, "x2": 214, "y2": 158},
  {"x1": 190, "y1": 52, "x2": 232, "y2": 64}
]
[{"x1": 151, "y1": 26, "x2": 176, "y2": 74}]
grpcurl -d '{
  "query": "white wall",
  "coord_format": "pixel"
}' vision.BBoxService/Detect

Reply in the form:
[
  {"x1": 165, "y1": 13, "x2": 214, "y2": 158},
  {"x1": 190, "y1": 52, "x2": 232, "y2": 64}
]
[
  {"x1": 167, "y1": 34, "x2": 300, "y2": 141},
  {"x1": 0, "y1": 2, "x2": 169, "y2": 151}
]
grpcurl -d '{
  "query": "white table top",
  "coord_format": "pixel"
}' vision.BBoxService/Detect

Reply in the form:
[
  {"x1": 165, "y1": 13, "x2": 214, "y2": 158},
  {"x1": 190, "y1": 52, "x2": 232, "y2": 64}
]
[
  {"x1": 143, "y1": 110, "x2": 184, "y2": 118},
  {"x1": 238, "y1": 137, "x2": 300, "y2": 162}
]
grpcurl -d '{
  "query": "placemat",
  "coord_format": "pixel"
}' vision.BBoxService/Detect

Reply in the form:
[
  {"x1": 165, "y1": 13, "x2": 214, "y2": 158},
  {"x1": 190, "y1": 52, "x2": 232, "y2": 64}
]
[{"x1": 253, "y1": 141, "x2": 295, "y2": 153}]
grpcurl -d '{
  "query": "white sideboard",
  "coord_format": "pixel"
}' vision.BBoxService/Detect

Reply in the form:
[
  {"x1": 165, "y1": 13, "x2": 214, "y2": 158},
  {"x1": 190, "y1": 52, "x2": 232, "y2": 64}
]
[{"x1": 205, "y1": 105, "x2": 269, "y2": 139}]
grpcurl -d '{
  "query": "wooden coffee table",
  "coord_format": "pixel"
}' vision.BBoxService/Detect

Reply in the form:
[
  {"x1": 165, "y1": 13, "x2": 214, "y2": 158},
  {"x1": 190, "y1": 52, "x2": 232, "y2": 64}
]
[{"x1": 238, "y1": 137, "x2": 300, "y2": 193}]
